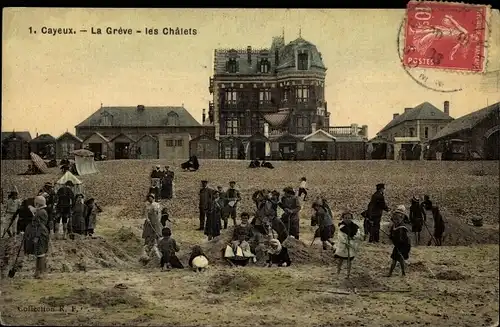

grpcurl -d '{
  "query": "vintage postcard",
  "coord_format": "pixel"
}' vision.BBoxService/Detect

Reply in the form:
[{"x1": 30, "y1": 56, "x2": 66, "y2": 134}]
[{"x1": 1, "y1": 7, "x2": 499, "y2": 327}]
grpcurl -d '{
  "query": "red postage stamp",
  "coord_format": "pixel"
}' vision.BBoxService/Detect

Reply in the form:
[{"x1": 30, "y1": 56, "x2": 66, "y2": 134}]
[{"x1": 403, "y1": 1, "x2": 489, "y2": 72}]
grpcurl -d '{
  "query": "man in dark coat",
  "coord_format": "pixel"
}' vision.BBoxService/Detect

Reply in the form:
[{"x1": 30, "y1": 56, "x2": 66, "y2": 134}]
[
  {"x1": 204, "y1": 191, "x2": 222, "y2": 240},
  {"x1": 160, "y1": 166, "x2": 174, "y2": 199},
  {"x1": 56, "y1": 180, "x2": 75, "y2": 240},
  {"x1": 367, "y1": 183, "x2": 389, "y2": 243},
  {"x1": 409, "y1": 196, "x2": 425, "y2": 245},
  {"x1": 198, "y1": 180, "x2": 213, "y2": 231},
  {"x1": 280, "y1": 187, "x2": 301, "y2": 240},
  {"x1": 225, "y1": 181, "x2": 241, "y2": 228}
]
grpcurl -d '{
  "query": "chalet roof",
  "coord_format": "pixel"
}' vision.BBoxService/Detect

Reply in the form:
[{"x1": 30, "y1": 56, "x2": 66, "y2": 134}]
[
  {"x1": 379, "y1": 102, "x2": 453, "y2": 133},
  {"x1": 432, "y1": 102, "x2": 500, "y2": 141},
  {"x1": 213, "y1": 36, "x2": 325, "y2": 75},
  {"x1": 1, "y1": 131, "x2": 32, "y2": 142},
  {"x1": 30, "y1": 134, "x2": 56, "y2": 143},
  {"x1": 56, "y1": 132, "x2": 83, "y2": 143},
  {"x1": 303, "y1": 129, "x2": 336, "y2": 141},
  {"x1": 110, "y1": 133, "x2": 136, "y2": 143},
  {"x1": 75, "y1": 106, "x2": 201, "y2": 128},
  {"x1": 83, "y1": 132, "x2": 110, "y2": 143}
]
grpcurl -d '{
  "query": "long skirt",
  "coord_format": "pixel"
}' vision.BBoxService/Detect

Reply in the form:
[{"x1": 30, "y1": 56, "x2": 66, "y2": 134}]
[
  {"x1": 204, "y1": 212, "x2": 221, "y2": 238},
  {"x1": 411, "y1": 219, "x2": 423, "y2": 233},
  {"x1": 319, "y1": 225, "x2": 334, "y2": 242},
  {"x1": 390, "y1": 245, "x2": 410, "y2": 261}
]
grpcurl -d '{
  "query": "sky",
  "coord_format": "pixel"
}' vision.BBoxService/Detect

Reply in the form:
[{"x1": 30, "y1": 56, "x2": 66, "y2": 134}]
[{"x1": 2, "y1": 8, "x2": 500, "y2": 139}]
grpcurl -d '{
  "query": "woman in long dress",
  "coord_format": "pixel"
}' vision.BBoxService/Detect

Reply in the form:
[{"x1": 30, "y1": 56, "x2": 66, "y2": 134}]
[{"x1": 141, "y1": 194, "x2": 163, "y2": 262}]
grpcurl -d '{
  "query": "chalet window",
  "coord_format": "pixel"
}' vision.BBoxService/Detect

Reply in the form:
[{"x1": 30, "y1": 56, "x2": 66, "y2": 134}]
[
  {"x1": 224, "y1": 145, "x2": 238, "y2": 159},
  {"x1": 259, "y1": 59, "x2": 270, "y2": 73},
  {"x1": 298, "y1": 52, "x2": 308, "y2": 70},
  {"x1": 227, "y1": 59, "x2": 238, "y2": 73},
  {"x1": 296, "y1": 116, "x2": 309, "y2": 134},
  {"x1": 167, "y1": 112, "x2": 179, "y2": 126},
  {"x1": 225, "y1": 90, "x2": 237, "y2": 105},
  {"x1": 165, "y1": 140, "x2": 174, "y2": 147},
  {"x1": 61, "y1": 143, "x2": 68, "y2": 157},
  {"x1": 409, "y1": 128, "x2": 415, "y2": 137},
  {"x1": 225, "y1": 117, "x2": 239, "y2": 135},
  {"x1": 175, "y1": 140, "x2": 183, "y2": 147},
  {"x1": 259, "y1": 89, "x2": 271, "y2": 104},
  {"x1": 295, "y1": 86, "x2": 309, "y2": 103},
  {"x1": 424, "y1": 127, "x2": 429, "y2": 138}
]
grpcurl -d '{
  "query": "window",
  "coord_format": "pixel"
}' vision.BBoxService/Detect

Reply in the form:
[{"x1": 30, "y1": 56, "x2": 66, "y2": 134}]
[
  {"x1": 167, "y1": 112, "x2": 179, "y2": 126},
  {"x1": 251, "y1": 113, "x2": 264, "y2": 132},
  {"x1": 227, "y1": 59, "x2": 238, "y2": 73},
  {"x1": 175, "y1": 140, "x2": 183, "y2": 147},
  {"x1": 61, "y1": 143, "x2": 68, "y2": 157},
  {"x1": 165, "y1": 140, "x2": 174, "y2": 147},
  {"x1": 100, "y1": 113, "x2": 111, "y2": 126},
  {"x1": 225, "y1": 90, "x2": 237, "y2": 105},
  {"x1": 295, "y1": 86, "x2": 309, "y2": 103},
  {"x1": 282, "y1": 88, "x2": 290, "y2": 102},
  {"x1": 296, "y1": 116, "x2": 309, "y2": 134},
  {"x1": 224, "y1": 145, "x2": 238, "y2": 159},
  {"x1": 225, "y1": 117, "x2": 239, "y2": 135},
  {"x1": 409, "y1": 128, "x2": 415, "y2": 137},
  {"x1": 424, "y1": 127, "x2": 429, "y2": 138},
  {"x1": 298, "y1": 52, "x2": 308, "y2": 70},
  {"x1": 259, "y1": 59, "x2": 270, "y2": 73},
  {"x1": 259, "y1": 89, "x2": 271, "y2": 104}
]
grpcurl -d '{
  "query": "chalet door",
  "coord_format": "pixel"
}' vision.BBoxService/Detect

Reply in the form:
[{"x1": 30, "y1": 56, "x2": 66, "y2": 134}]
[
  {"x1": 486, "y1": 131, "x2": 500, "y2": 160},
  {"x1": 311, "y1": 142, "x2": 328, "y2": 160},
  {"x1": 88, "y1": 143, "x2": 103, "y2": 156},
  {"x1": 115, "y1": 142, "x2": 130, "y2": 159},
  {"x1": 250, "y1": 141, "x2": 266, "y2": 160}
]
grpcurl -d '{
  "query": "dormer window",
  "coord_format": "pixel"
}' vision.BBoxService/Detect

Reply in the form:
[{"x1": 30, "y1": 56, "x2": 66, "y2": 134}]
[
  {"x1": 166, "y1": 112, "x2": 179, "y2": 126},
  {"x1": 259, "y1": 59, "x2": 270, "y2": 73},
  {"x1": 100, "y1": 111, "x2": 112, "y2": 126},
  {"x1": 227, "y1": 58, "x2": 238, "y2": 73},
  {"x1": 298, "y1": 52, "x2": 309, "y2": 70}
]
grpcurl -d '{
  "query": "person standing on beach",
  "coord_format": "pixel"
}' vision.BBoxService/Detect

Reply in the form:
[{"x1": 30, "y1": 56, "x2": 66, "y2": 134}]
[{"x1": 367, "y1": 183, "x2": 389, "y2": 243}]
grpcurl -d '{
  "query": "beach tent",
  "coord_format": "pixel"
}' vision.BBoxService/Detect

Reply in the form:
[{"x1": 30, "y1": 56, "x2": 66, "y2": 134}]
[
  {"x1": 55, "y1": 171, "x2": 84, "y2": 195},
  {"x1": 71, "y1": 149, "x2": 99, "y2": 175},
  {"x1": 29, "y1": 152, "x2": 49, "y2": 174}
]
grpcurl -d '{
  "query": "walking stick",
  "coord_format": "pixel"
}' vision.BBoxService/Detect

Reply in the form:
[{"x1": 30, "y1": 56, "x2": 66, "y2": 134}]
[
  {"x1": 8, "y1": 233, "x2": 26, "y2": 278},
  {"x1": 423, "y1": 221, "x2": 437, "y2": 246}
]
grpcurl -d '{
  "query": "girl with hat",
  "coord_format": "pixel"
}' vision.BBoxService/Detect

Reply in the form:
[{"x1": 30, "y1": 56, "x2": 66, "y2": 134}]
[
  {"x1": 334, "y1": 211, "x2": 363, "y2": 277},
  {"x1": 266, "y1": 239, "x2": 291, "y2": 267},
  {"x1": 387, "y1": 205, "x2": 411, "y2": 277},
  {"x1": 24, "y1": 196, "x2": 51, "y2": 279}
]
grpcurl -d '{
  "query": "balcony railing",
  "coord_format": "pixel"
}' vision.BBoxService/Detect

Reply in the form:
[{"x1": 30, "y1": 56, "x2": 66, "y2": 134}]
[
  {"x1": 324, "y1": 126, "x2": 353, "y2": 136},
  {"x1": 219, "y1": 99, "x2": 321, "y2": 111}
]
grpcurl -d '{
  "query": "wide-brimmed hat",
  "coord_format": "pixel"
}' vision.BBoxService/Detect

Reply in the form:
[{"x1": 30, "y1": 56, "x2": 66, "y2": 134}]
[
  {"x1": 65, "y1": 180, "x2": 74, "y2": 186},
  {"x1": 394, "y1": 205, "x2": 406, "y2": 215},
  {"x1": 376, "y1": 183, "x2": 385, "y2": 190}
]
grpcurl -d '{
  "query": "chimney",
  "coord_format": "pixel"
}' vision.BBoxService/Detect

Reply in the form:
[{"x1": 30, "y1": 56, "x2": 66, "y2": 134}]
[
  {"x1": 444, "y1": 101, "x2": 450, "y2": 115},
  {"x1": 137, "y1": 105, "x2": 145, "y2": 111},
  {"x1": 311, "y1": 123, "x2": 317, "y2": 133},
  {"x1": 202, "y1": 109, "x2": 206, "y2": 123},
  {"x1": 404, "y1": 107, "x2": 412, "y2": 113},
  {"x1": 361, "y1": 125, "x2": 368, "y2": 138},
  {"x1": 247, "y1": 46, "x2": 252, "y2": 64},
  {"x1": 393, "y1": 113, "x2": 399, "y2": 119}
]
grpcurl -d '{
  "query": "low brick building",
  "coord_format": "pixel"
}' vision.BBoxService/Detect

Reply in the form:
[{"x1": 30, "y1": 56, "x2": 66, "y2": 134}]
[{"x1": 430, "y1": 102, "x2": 500, "y2": 160}]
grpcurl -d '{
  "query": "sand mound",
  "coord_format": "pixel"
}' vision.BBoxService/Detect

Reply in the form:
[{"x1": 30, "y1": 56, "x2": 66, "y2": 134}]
[
  {"x1": 0, "y1": 233, "x2": 136, "y2": 274},
  {"x1": 408, "y1": 261, "x2": 428, "y2": 272},
  {"x1": 380, "y1": 217, "x2": 499, "y2": 246},
  {"x1": 40, "y1": 284, "x2": 146, "y2": 308},
  {"x1": 435, "y1": 270, "x2": 469, "y2": 281},
  {"x1": 208, "y1": 271, "x2": 261, "y2": 294},
  {"x1": 343, "y1": 272, "x2": 385, "y2": 290}
]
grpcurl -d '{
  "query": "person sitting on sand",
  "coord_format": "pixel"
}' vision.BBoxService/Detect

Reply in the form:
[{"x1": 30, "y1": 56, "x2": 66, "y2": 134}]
[
  {"x1": 224, "y1": 214, "x2": 257, "y2": 267},
  {"x1": 158, "y1": 227, "x2": 183, "y2": 270},
  {"x1": 334, "y1": 211, "x2": 363, "y2": 277},
  {"x1": 188, "y1": 245, "x2": 209, "y2": 272},
  {"x1": 266, "y1": 239, "x2": 291, "y2": 267}
]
